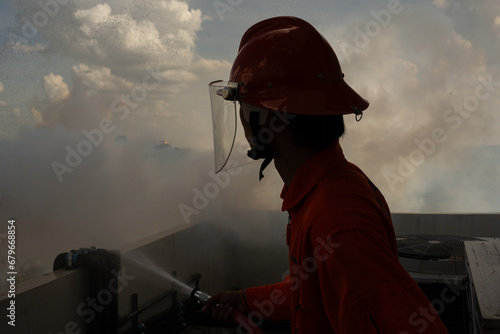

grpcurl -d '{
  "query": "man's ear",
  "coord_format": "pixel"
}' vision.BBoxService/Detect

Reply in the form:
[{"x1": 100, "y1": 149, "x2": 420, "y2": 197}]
[
  {"x1": 258, "y1": 109, "x2": 270, "y2": 125},
  {"x1": 265, "y1": 109, "x2": 290, "y2": 131},
  {"x1": 240, "y1": 103, "x2": 269, "y2": 125}
]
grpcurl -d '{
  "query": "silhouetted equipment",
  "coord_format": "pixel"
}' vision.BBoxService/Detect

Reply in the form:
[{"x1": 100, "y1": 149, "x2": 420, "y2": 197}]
[{"x1": 54, "y1": 247, "x2": 120, "y2": 334}]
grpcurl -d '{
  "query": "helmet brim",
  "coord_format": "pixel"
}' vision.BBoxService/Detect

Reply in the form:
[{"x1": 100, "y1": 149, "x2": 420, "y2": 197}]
[{"x1": 240, "y1": 78, "x2": 369, "y2": 116}]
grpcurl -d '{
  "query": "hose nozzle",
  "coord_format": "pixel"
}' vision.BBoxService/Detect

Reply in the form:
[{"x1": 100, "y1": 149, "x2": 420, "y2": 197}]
[{"x1": 191, "y1": 288, "x2": 211, "y2": 304}]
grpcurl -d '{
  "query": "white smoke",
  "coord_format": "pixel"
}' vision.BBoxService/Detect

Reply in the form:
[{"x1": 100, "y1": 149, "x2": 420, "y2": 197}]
[
  {"x1": 0, "y1": 0, "x2": 236, "y2": 285},
  {"x1": 323, "y1": 0, "x2": 500, "y2": 212}
]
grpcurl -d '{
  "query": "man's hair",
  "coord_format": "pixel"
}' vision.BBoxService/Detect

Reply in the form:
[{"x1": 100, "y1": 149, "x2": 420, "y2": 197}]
[{"x1": 289, "y1": 114, "x2": 345, "y2": 149}]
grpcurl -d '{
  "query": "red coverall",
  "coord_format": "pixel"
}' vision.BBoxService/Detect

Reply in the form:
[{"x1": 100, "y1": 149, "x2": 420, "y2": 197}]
[{"x1": 245, "y1": 141, "x2": 449, "y2": 333}]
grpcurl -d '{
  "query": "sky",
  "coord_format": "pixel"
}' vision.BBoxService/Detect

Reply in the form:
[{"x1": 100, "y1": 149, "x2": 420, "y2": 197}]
[{"x1": 0, "y1": 0, "x2": 499, "y2": 282}]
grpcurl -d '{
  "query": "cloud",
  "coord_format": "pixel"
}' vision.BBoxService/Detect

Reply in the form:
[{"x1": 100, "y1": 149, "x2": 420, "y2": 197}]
[
  {"x1": 6, "y1": 0, "x2": 229, "y2": 150},
  {"x1": 30, "y1": 107, "x2": 42, "y2": 124},
  {"x1": 433, "y1": 0, "x2": 450, "y2": 9},
  {"x1": 9, "y1": 41, "x2": 47, "y2": 53},
  {"x1": 44, "y1": 73, "x2": 69, "y2": 104},
  {"x1": 34, "y1": 73, "x2": 111, "y2": 129},
  {"x1": 435, "y1": 0, "x2": 500, "y2": 66},
  {"x1": 6, "y1": 0, "x2": 220, "y2": 108},
  {"x1": 0, "y1": 82, "x2": 7, "y2": 106},
  {"x1": 73, "y1": 3, "x2": 167, "y2": 64},
  {"x1": 28, "y1": 1, "x2": 205, "y2": 78},
  {"x1": 72, "y1": 64, "x2": 133, "y2": 92},
  {"x1": 191, "y1": 58, "x2": 232, "y2": 75},
  {"x1": 161, "y1": 69, "x2": 197, "y2": 82}
]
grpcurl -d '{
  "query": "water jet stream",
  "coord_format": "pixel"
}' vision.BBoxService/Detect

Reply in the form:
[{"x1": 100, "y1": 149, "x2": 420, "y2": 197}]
[{"x1": 124, "y1": 251, "x2": 193, "y2": 295}]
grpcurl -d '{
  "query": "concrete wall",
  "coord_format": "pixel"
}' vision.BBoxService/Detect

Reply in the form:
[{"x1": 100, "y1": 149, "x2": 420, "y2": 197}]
[{"x1": 0, "y1": 269, "x2": 89, "y2": 334}]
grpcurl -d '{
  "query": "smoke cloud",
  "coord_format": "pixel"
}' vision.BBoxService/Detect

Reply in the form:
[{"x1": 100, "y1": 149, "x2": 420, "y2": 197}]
[
  {"x1": 0, "y1": 0, "x2": 239, "y2": 286},
  {"x1": 324, "y1": 0, "x2": 500, "y2": 212}
]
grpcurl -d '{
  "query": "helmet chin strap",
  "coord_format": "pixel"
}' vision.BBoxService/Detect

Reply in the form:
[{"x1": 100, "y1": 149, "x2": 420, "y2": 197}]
[
  {"x1": 256, "y1": 155, "x2": 274, "y2": 181},
  {"x1": 247, "y1": 111, "x2": 274, "y2": 181}
]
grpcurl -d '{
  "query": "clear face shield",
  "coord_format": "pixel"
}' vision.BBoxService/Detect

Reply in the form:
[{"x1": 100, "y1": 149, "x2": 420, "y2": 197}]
[{"x1": 209, "y1": 80, "x2": 256, "y2": 173}]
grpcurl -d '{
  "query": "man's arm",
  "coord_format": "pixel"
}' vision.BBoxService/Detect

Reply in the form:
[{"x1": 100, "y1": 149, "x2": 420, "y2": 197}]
[
  {"x1": 245, "y1": 276, "x2": 292, "y2": 320},
  {"x1": 204, "y1": 276, "x2": 292, "y2": 322}
]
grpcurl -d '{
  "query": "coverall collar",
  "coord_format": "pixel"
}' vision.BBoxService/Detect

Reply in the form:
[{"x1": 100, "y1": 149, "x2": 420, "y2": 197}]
[{"x1": 280, "y1": 140, "x2": 346, "y2": 211}]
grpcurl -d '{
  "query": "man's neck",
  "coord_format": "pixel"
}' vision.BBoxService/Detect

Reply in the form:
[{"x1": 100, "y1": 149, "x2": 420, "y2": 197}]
[{"x1": 273, "y1": 146, "x2": 320, "y2": 187}]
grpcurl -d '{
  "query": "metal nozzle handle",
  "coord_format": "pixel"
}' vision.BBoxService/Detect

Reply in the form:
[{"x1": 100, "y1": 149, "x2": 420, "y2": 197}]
[{"x1": 191, "y1": 288, "x2": 211, "y2": 304}]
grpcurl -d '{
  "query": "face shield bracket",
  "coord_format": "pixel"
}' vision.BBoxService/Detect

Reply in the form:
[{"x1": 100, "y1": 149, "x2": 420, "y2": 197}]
[
  {"x1": 209, "y1": 80, "x2": 242, "y2": 174},
  {"x1": 219, "y1": 81, "x2": 240, "y2": 101}
]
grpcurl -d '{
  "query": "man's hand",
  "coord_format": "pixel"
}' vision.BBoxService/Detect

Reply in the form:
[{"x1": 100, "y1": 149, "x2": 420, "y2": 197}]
[{"x1": 202, "y1": 290, "x2": 248, "y2": 322}]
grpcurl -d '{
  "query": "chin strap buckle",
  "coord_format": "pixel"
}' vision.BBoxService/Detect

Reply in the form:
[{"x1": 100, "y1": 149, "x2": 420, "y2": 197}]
[
  {"x1": 351, "y1": 106, "x2": 363, "y2": 122},
  {"x1": 258, "y1": 156, "x2": 274, "y2": 181}
]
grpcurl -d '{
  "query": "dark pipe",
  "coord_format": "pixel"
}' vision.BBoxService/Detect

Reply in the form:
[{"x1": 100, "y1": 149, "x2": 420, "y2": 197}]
[
  {"x1": 53, "y1": 247, "x2": 120, "y2": 334},
  {"x1": 131, "y1": 293, "x2": 139, "y2": 332},
  {"x1": 172, "y1": 271, "x2": 178, "y2": 308},
  {"x1": 118, "y1": 287, "x2": 177, "y2": 327}
]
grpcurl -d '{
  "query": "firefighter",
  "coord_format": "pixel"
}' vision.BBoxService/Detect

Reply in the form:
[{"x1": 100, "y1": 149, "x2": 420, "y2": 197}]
[{"x1": 205, "y1": 16, "x2": 448, "y2": 333}]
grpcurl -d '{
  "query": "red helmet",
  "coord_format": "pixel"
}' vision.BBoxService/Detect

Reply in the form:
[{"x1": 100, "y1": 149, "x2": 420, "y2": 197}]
[{"x1": 229, "y1": 16, "x2": 368, "y2": 117}]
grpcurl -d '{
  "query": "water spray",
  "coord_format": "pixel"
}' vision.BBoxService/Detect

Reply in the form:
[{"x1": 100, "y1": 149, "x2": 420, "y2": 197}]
[
  {"x1": 124, "y1": 252, "x2": 265, "y2": 332},
  {"x1": 190, "y1": 288, "x2": 265, "y2": 334}
]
